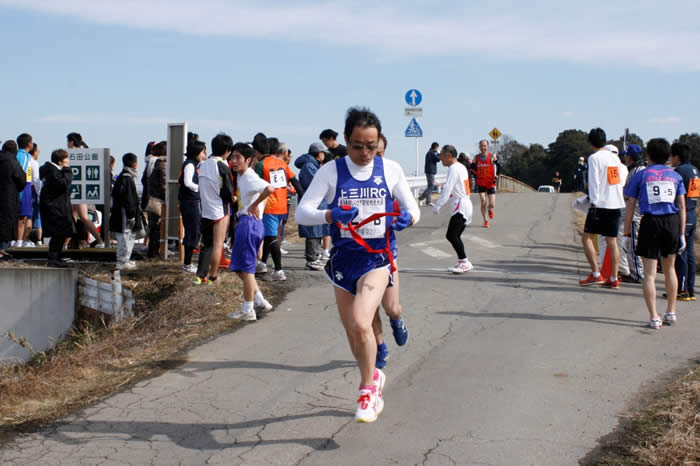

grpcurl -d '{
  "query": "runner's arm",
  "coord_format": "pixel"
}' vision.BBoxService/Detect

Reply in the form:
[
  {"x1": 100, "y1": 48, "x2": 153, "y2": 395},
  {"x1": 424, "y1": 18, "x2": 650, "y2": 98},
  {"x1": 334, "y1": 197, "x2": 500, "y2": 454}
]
[
  {"x1": 389, "y1": 161, "x2": 420, "y2": 225},
  {"x1": 587, "y1": 156, "x2": 601, "y2": 205},
  {"x1": 183, "y1": 163, "x2": 198, "y2": 192},
  {"x1": 434, "y1": 165, "x2": 456, "y2": 212},
  {"x1": 289, "y1": 176, "x2": 304, "y2": 199},
  {"x1": 623, "y1": 197, "x2": 636, "y2": 236},
  {"x1": 677, "y1": 192, "x2": 686, "y2": 234}
]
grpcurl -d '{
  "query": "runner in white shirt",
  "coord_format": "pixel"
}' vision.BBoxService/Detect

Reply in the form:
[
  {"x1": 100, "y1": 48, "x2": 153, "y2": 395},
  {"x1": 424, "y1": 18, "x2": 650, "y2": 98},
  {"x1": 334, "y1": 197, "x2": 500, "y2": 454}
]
[
  {"x1": 432, "y1": 145, "x2": 474, "y2": 273},
  {"x1": 295, "y1": 107, "x2": 419, "y2": 423},
  {"x1": 227, "y1": 143, "x2": 275, "y2": 321}
]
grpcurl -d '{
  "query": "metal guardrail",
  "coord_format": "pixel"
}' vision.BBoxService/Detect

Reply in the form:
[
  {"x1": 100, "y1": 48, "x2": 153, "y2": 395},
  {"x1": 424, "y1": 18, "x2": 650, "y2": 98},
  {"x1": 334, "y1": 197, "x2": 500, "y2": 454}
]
[
  {"x1": 496, "y1": 175, "x2": 536, "y2": 193},
  {"x1": 406, "y1": 174, "x2": 447, "y2": 197},
  {"x1": 406, "y1": 174, "x2": 534, "y2": 195}
]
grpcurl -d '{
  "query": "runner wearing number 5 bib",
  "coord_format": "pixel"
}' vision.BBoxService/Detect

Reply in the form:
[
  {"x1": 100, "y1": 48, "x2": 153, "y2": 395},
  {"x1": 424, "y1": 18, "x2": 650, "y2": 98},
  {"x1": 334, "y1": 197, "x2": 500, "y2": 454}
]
[{"x1": 624, "y1": 138, "x2": 686, "y2": 329}]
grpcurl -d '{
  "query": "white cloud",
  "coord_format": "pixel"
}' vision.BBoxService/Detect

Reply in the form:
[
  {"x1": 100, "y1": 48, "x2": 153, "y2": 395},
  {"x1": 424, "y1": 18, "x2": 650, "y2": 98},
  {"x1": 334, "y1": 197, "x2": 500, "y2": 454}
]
[
  {"x1": 648, "y1": 116, "x2": 681, "y2": 125},
  {"x1": 3, "y1": 0, "x2": 700, "y2": 70}
]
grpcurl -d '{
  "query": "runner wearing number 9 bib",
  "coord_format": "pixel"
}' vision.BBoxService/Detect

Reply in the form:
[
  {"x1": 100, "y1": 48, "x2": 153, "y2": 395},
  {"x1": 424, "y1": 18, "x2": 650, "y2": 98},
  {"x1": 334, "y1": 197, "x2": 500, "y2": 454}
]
[{"x1": 624, "y1": 138, "x2": 686, "y2": 329}]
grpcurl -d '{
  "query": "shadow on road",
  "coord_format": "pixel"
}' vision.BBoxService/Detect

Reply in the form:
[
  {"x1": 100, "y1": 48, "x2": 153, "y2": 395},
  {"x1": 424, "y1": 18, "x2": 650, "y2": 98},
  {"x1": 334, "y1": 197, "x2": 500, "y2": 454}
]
[
  {"x1": 439, "y1": 310, "x2": 644, "y2": 328},
  {"x1": 170, "y1": 359, "x2": 356, "y2": 377},
  {"x1": 48, "y1": 410, "x2": 350, "y2": 451}
]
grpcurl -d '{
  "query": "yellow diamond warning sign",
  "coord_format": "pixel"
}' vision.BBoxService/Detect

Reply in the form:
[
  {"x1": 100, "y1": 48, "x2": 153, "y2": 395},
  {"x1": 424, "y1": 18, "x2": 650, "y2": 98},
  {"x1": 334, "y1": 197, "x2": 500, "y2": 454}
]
[{"x1": 489, "y1": 128, "x2": 502, "y2": 140}]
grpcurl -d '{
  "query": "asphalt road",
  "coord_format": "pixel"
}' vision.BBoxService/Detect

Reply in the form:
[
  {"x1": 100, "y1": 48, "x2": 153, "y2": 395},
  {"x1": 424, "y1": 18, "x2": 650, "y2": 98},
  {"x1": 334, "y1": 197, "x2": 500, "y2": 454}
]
[{"x1": 3, "y1": 192, "x2": 699, "y2": 465}]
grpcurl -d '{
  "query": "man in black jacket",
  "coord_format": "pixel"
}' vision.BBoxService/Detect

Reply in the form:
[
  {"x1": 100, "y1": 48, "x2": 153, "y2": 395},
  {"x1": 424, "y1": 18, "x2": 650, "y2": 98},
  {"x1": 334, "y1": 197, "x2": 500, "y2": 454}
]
[
  {"x1": 111, "y1": 153, "x2": 141, "y2": 270},
  {"x1": 418, "y1": 142, "x2": 440, "y2": 206},
  {"x1": 0, "y1": 142, "x2": 27, "y2": 259},
  {"x1": 40, "y1": 149, "x2": 75, "y2": 267}
]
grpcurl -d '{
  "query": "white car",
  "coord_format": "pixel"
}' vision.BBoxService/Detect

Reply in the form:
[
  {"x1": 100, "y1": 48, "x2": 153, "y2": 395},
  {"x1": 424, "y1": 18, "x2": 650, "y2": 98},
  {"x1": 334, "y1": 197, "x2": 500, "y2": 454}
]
[{"x1": 537, "y1": 185, "x2": 555, "y2": 193}]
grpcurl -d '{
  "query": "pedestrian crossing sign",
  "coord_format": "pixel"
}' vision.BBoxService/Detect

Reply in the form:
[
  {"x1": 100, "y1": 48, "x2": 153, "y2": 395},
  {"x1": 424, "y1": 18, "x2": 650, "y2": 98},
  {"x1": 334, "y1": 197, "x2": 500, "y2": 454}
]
[{"x1": 489, "y1": 128, "x2": 502, "y2": 140}]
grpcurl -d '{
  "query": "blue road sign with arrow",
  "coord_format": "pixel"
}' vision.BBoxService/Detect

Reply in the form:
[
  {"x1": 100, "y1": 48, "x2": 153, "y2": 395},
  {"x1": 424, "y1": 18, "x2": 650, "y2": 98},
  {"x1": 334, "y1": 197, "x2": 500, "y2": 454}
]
[
  {"x1": 405, "y1": 118, "x2": 423, "y2": 138},
  {"x1": 405, "y1": 89, "x2": 422, "y2": 107}
]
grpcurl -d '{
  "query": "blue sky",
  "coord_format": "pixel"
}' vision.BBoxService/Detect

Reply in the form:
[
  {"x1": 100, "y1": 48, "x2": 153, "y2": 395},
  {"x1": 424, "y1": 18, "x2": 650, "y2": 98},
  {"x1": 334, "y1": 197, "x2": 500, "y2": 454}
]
[{"x1": 1, "y1": 0, "x2": 699, "y2": 176}]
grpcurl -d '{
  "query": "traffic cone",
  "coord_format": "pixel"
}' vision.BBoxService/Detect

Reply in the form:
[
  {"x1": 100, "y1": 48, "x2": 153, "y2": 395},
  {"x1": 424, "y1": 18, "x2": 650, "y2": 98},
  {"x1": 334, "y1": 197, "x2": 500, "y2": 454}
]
[
  {"x1": 219, "y1": 248, "x2": 230, "y2": 268},
  {"x1": 600, "y1": 247, "x2": 612, "y2": 281}
]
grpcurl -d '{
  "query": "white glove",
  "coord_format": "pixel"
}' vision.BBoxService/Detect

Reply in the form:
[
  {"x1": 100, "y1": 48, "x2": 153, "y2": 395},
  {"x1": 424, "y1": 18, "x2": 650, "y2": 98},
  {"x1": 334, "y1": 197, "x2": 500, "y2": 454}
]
[
  {"x1": 432, "y1": 205, "x2": 440, "y2": 216},
  {"x1": 678, "y1": 235, "x2": 687, "y2": 255}
]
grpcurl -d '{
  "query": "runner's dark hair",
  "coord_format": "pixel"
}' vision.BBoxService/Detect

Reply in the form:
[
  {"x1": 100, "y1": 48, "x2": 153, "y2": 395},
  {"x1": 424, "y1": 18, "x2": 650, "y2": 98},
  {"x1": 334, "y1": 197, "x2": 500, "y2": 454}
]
[
  {"x1": 252, "y1": 132, "x2": 269, "y2": 155},
  {"x1": 344, "y1": 107, "x2": 382, "y2": 139},
  {"x1": 431, "y1": 142, "x2": 439, "y2": 150},
  {"x1": 211, "y1": 133, "x2": 233, "y2": 157},
  {"x1": 51, "y1": 149, "x2": 68, "y2": 164},
  {"x1": 647, "y1": 138, "x2": 671, "y2": 165},
  {"x1": 145, "y1": 141, "x2": 156, "y2": 157},
  {"x1": 29, "y1": 143, "x2": 38, "y2": 156},
  {"x1": 122, "y1": 152, "x2": 138, "y2": 167},
  {"x1": 380, "y1": 134, "x2": 388, "y2": 150},
  {"x1": 185, "y1": 140, "x2": 206, "y2": 161},
  {"x1": 233, "y1": 142, "x2": 255, "y2": 161},
  {"x1": 267, "y1": 137, "x2": 279, "y2": 156},
  {"x1": 16, "y1": 133, "x2": 32, "y2": 150},
  {"x1": 441, "y1": 145, "x2": 457, "y2": 158},
  {"x1": 671, "y1": 142, "x2": 691, "y2": 164},
  {"x1": 320, "y1": 129, "x2": 338, "y2": 140},
  {"x1": 152, "y1": 141, "x2": 167, "y2": 157},
  {"x1": 587, "y1": 128, "x2": 606, "y2": 149},
  {"x1": 67, "y1": 132, "x2": 88, "y2": 148},
  {"x1": 2, "y1": 140, "x2": 17, "y2": 155}
]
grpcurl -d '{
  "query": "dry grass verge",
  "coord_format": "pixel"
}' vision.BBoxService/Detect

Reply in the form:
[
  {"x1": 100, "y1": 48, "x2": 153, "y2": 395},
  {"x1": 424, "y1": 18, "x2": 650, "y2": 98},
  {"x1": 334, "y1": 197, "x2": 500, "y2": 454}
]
[
  {"x1": 0, "y1": 223, "x2": 299, "y2": 435},
  {"x1": 586, "y1": 364, "x2": 700, "y2": 464}
]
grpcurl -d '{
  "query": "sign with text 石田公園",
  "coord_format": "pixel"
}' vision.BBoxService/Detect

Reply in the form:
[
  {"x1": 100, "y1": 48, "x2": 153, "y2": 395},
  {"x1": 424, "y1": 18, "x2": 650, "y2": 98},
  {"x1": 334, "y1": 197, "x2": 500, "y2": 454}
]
[{"x1": 67, "y1": 148, "x2": 111, "y2": 205}]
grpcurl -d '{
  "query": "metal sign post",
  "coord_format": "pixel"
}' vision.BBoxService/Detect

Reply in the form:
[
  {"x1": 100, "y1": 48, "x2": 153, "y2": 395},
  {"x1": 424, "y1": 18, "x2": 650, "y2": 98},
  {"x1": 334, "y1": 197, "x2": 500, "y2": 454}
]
[
  {"x1": 404, "y1": 89, "x2": 424, "y2": 176},
  {"x1": 165, "y1": 123, "x2": 187, "y2": 259},
  {"x1": 405, "y1": 117, "x2": 424, "y2": 175}
]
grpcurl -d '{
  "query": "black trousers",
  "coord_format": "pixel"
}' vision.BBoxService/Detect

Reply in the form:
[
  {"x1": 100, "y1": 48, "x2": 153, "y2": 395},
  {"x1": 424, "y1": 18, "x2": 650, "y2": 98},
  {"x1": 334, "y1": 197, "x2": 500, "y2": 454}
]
[
  {"x1": 48, "y1": 235, "x2": 67, "y2": 261},
  {"x1": 446, "y1": 213, "x2": 467, "y2": 260}
]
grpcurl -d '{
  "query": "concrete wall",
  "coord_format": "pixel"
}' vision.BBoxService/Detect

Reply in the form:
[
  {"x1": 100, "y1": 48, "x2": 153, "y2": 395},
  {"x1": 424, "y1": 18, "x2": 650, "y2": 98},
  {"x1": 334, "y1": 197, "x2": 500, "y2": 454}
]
[{"x1": 0, "y1": 268, "x2": 77, "y2": 363}]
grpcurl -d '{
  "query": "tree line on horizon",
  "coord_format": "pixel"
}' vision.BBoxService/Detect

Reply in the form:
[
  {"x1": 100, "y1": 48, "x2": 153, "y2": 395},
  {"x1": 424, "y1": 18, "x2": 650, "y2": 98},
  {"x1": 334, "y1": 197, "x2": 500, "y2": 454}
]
[{"x1": 495, "y1": 130, "x2": 700, "y2": 192}]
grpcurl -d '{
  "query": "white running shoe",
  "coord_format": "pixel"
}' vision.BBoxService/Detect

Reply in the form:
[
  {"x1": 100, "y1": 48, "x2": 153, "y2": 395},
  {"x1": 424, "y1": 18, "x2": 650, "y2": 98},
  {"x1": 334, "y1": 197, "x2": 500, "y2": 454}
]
[
  {"x1": 355, "y1": 388, "x2": 383, "y2": 423},
  {"x1": 23, "y1": 241, "x2": 36, "y2": 248},
  {"x1": 182, "y1": 264, "x2": 197, "y2": 273},
  {"x1": 374, "y1": 368, "x2": 386, "y2": 397},
  {"x1": 271, "y1": 270, "x2": 287, "y2": 281},
  {"x1": 663, "y1": 312, "x2": 677, "y2": 325},
  {"x1": 117, "y1": 262, "x2": 136, "y2": 270},
  {"x1": 227, "y1": 309, "x2": 257, "y2": 321},
  {"x1": 254, "y1": 298, "x2": 273, "y2": 312},
  {"x1": 255, "y1": 261, "x2": 268, "y2": 274},
  {"x1": 281, "y1": 240, "x2": 291, "y2": 247},
  {"x1": 448, "y1": 260, "x2": 474, "y2": 274},
  {"x1": 321, "y1": 250, "x2": 331, "y2": 260},
  {"x1": 280, "y1": 248, "x2": 289, "y2": 255}
]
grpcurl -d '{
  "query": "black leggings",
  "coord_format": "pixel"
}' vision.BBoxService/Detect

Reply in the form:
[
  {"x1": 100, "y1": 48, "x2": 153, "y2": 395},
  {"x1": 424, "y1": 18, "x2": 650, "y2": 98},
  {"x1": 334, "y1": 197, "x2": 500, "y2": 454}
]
[
  {"x1": 446, "y1": 213, "x2": 467, "y2": 260},
  {"x1": 261, "y1": 236, "x2": 282, "y2": 271}
]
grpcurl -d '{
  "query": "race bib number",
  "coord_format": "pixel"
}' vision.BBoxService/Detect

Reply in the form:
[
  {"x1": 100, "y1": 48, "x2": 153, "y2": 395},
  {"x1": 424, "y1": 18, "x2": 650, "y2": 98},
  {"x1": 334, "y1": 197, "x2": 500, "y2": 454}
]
[
  {"x1": 338, "y1": 197, "x2": 386, "y2": 239},
  {"x1": 269, "y1": 169, "x2": 287, "y2": 189},
  {"x1": 646, "y1": 180, "x2": 676, "y2": 204},
  {"x1": 687, "y1": 178, "x2": 700, "y2": 198},
  {"x1": 607, "y1": 166, "x2": 620, "y2": 185}
]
